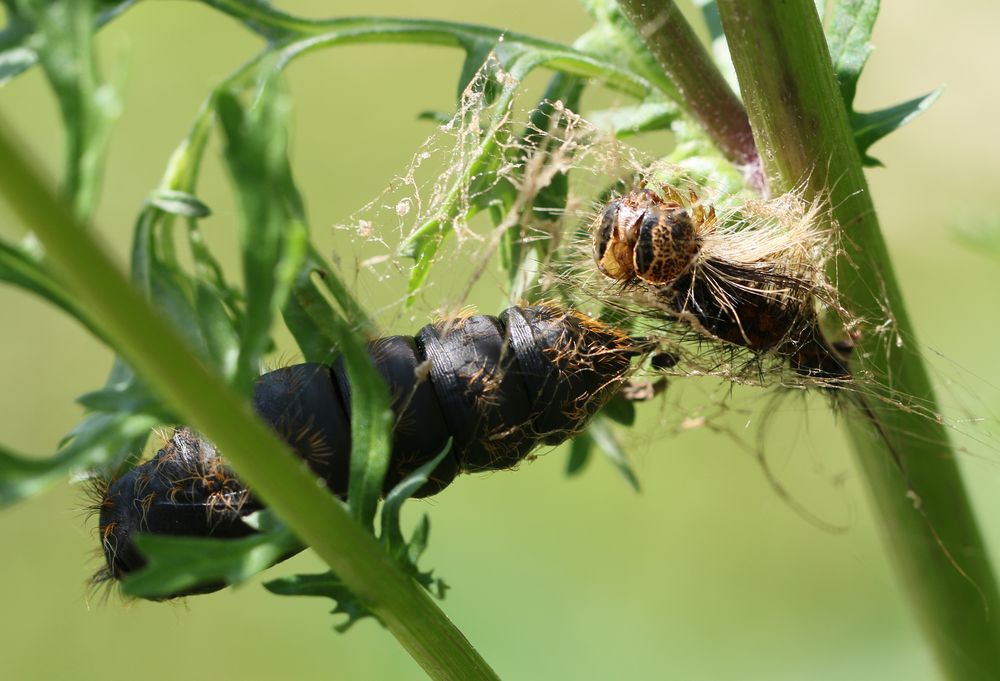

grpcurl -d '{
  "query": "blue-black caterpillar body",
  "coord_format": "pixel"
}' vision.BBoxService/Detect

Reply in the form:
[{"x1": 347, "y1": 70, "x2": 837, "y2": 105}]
[{"x1": 94, "y1": 305, "x2": 636, "y2": 596}]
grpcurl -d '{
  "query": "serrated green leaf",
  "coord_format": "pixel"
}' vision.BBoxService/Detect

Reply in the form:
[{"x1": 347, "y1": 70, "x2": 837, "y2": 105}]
[
  {"x1": 416, "y1": 110, "x2": 452, "y2": 125},
  {"x1": 588, "y1": 416, "x2": 640, "y2": 492},
  {"x1": 264, "y1": 571, "x2": 376, "y2": 633},
  {"x1": 14, "y1": 0, "x2": 123, "y2": 219},
  {"x1": 283, "y1": 266, "x2": 342, "y2": 364},
  {"x1": 148, "y1": 261, "x2": 209, "y2": 355},
  {"x1": 381, "y1": 442, "x2": 451, "y2": 555},
  {"x1": 407, "y1": 514, "x2": 431, "y2": 566},
  {"x1": 0, "y1": 46, "x2": 35, "y2": 85},
  {"x1": 217, "y1": 77, "x2": 307, "y2": 389},
  {"x1": 0, "y1": 238, "x2": 106, "y2": 340},
  {"x1": 75, "y1": 378, "x2": 159, "y2": 415},
  {"x1": 823, "y1": 0, "x2": 936, "y2": 163},
  {"x1": 587, "y1": 100, "x2": 678, "y2": 138},
  {"x1": 0, "y1": 412, "x2": 156, "y2": 507},
  {"x1": 264, "y1": 446, "x2": 451, "y2": 627},
  {"x1": 403, "y1": 516, "x2": 448, "y2": 601},
  {"x1": 456, "y1": 36, "x2": 497, "y2": 100},
  {"x1": 123, "y1": 521, "x2": 302, "y2": 600},
  {"x1": 579, "y1": 0, "x2": 680, "y2": 100},
  {"x1": 826, "y1": 0, "x2": 879, "y2": 109},
  {"x1": 601, "y1": 393, "x2": 637, "y2": 426},
  {"x1": 0, "y1": 0, "x2": 135, "y2": 87},
  {"x1": 380, "y1": 445, "x2": 450, "y2": 599},
  {"x1": 851, "y1": 89, "x2": 941, "y2": 167},
  {"x1": 195, "y1": 281, "x2": 240, "y2": 378},
  {"x1": 204, "y1": 11, "x2": 651, "y2": 305}
]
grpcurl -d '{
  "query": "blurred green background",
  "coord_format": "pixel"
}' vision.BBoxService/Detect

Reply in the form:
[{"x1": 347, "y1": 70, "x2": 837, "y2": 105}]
[{"x1": 2, "y1": 1, "x2": 1000, "y2": 679}]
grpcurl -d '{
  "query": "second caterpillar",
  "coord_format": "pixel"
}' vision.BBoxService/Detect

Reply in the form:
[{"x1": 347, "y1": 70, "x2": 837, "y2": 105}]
[{"x1": 592, "y1": 185, "x2": 851, "y2": 379}]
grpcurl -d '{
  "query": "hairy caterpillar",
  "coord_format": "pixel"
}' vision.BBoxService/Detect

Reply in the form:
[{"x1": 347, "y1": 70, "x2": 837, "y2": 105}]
[
  {"x1": 94, "y1": 305, "x2": 637, "y2": 595},
  {"x1": 592, "y1": 186, "x2": 850, "y2": 379}
]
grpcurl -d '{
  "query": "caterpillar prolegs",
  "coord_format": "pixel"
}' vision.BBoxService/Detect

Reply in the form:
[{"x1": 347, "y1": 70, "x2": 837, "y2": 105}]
[{"x1": 95, "y1": 306, "x2": 636, "y2": 594}]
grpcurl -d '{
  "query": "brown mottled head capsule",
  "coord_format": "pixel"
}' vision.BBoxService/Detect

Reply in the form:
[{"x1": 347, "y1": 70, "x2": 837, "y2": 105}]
[{"x1": 592, "y1": 187, "x2": 709, "y2": 285}]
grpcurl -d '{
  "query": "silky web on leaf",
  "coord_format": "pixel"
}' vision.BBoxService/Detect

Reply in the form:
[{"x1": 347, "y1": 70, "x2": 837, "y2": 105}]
[
  {"x1": 335, "y1": 60, "x2": 847, "y2": 387},
  {"x1": 328, "y1": 56, "x2": 1000, "y2": 526}
]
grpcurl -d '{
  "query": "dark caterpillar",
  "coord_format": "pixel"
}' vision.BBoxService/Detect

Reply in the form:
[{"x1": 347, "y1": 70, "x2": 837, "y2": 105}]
[
  {"x1": 95, "y1": 305, "x2": 636, "y2": 595},
  {"x1": 592, "y1": 187, "x2": 850, "y2": 379}
]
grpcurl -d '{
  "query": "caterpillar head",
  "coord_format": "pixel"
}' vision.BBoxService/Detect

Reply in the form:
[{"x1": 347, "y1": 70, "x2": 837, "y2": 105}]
[
  {"x1": 592, "y1": 188, "x2": 707, "y2": 286},
  {"x1": 95, "y1": 428, "x2": 260, "y2": 596}
]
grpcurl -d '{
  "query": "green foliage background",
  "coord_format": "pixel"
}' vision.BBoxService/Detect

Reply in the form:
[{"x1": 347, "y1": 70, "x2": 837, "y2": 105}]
[{"x1": 1, "y1": 1, "x2": 999, "y2": 679}]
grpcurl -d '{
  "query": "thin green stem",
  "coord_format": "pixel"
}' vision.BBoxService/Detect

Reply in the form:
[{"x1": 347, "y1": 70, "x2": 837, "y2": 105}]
[
  {"x1": 717, "y1": 2, "x2": 1000, "y2": 679},
  {"x1": 617, "y1": 0, "x2": 760, "y2": 181},
  {"x1": 0, "y1": 117, "x2": 499, "y2": 681},
  {"x1": 196, "y1": 1, "x2": 651, "y2": 99}
]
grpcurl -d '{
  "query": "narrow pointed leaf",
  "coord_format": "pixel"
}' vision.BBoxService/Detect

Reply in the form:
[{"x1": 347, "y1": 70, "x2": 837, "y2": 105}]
[
  {"x1": 826, "y1": 0, "x2": 879, "y2": 108},
  {"x1": 123, "y1": 522, "x2": 302, "y2": 599},
  {"x1": 587, "y1": 416, "x2": 640, "y2": 492},
  {"x1": 0, "y1": 412, "x2": 156, "y2": 507},
  {"x1": 851, "y1": 89, "x2": 942, "y2": 166}
]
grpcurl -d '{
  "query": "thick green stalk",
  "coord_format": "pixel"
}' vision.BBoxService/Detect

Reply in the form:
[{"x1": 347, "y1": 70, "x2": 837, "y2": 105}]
[
  {"x1": 0, "y1": 119, "x2": 499, "y2": 681},
  {"x1": 716, "y1": 2, "x2": 1000, "y2": 678},
  {"x1": 616, "y1": 0, "x2": 759, "y2": 177}
]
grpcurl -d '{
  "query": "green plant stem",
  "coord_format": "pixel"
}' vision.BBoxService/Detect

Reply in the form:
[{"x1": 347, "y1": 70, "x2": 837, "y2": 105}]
[
  {"x1": 0, "y1": 117, "x2": 499, "y2": 681},
  {"x1": 195, "y1": 1, "x2": 651, "y2": 99},
  {"x1": 716, "y1": 2, "x2": 1000, "y2": 679},
  {"x1": 616, "y1": 0, "x2": 759, "y2": 177}
]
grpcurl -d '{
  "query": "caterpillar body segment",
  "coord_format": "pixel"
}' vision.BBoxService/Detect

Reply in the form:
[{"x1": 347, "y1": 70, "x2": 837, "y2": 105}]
[
  {"x1": 95, "y1": 306, "x2": 637, "y2": 595},
  {"x1": 667, "y1": 268, "x2": 850, "y2": 379}
]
